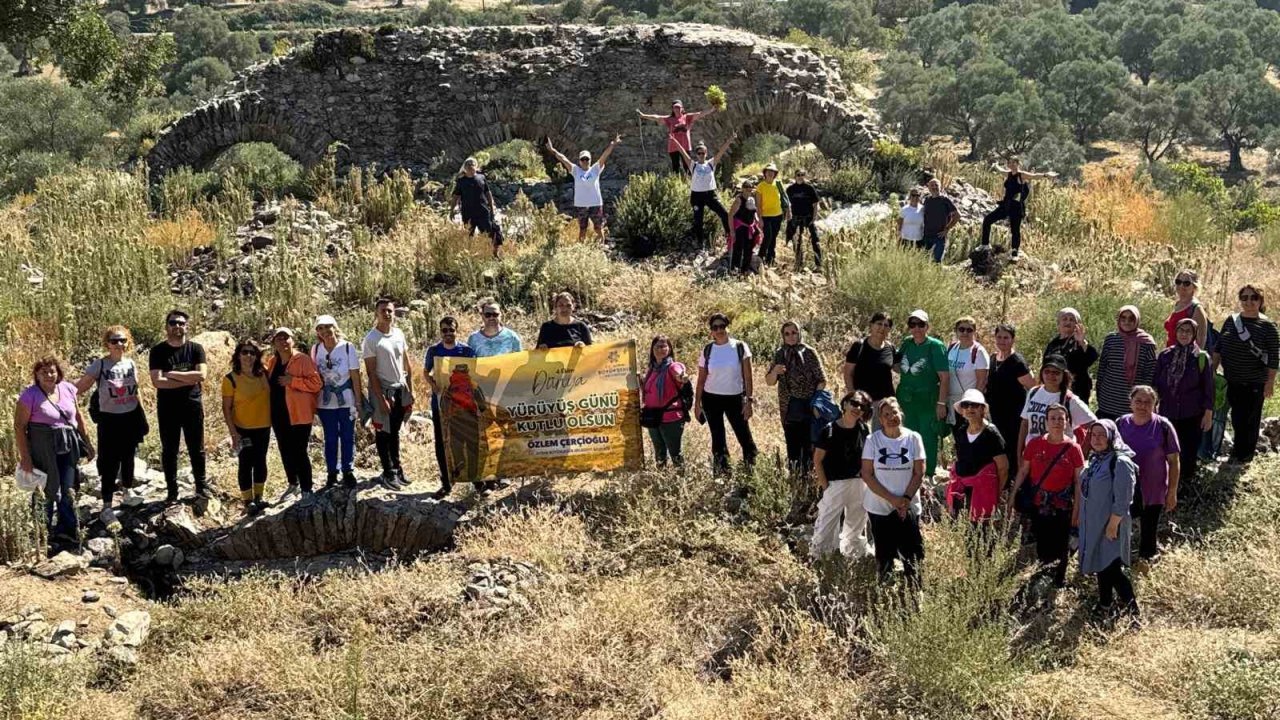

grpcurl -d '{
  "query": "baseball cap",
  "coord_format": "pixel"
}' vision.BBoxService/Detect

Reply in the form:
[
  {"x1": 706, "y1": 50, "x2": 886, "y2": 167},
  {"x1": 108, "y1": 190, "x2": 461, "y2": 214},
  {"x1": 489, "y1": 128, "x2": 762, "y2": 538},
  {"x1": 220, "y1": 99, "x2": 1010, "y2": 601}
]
[
  {"x1": 271, "y1": 327, "x2": 294, "y2": 339},
  {"x1": 908, "y1": 309, "x2": 929, "y2": 324},
  {"x1": 314, "y1": 314, "x2": 337, "y2": 329}
]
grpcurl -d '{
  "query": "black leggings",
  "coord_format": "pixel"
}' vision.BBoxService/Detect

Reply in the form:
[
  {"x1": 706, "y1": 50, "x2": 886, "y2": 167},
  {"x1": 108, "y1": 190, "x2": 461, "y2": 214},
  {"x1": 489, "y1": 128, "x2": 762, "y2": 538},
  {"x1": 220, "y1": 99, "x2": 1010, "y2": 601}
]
[
  {"x1": 1227, "y1": 381, "x2": 1265, "y2": 463},
  {"x1": 981, "y1": 203, "x2": 1024, "y2": 250},
  {"x1": 759, "y1": 215, "x2": 784, "y2": 264},
  {"x1": 376, "y1": 389, "x2": 408, "y2": 475},
  {"x1": 235, "y1": 426, "x2": 271, "y2": 494},
  {"x1": 782, "y1": 419, "x2": 813, "y2": 476},
  {"x1": 868, "y1": 511, "x2": 924, "y2": 585},
  {"x1": 274, "y1": 420, "x2": 313, "y2": 492},
  {"x1": 1097, "y1": 558, "x2": 1136, "y2": 607},
  {"x1": 731, "y1": 226, "x2": 755, "y2": 273},
  {"x1": 1132, "y1": 500, "x2": 1162, "y2": 560},
  {"x1": 96, "y1": 411, "x2": 140, "y2": 505},
  {"x1": 1170, "y1": 414, "x2": 1203, "y2": 483},
  {"x1": 1030, "y1": 509, "x2": 1071, "y2": 586},
  {"x1": 669, "y1": 152, "x2": 685, "y2": 174},
  {"x1": 786, "y1": 217, "x2": 821, "y2": 268},
  {"x1": 158, "y1": 400, "x2": 206, "y2": 496},
  {"x1": 691, "y1": 191, "x2": 729, "y2": 244},
  {"x1": 702, "y1": 392, "x2": 758, "y2": 475}
]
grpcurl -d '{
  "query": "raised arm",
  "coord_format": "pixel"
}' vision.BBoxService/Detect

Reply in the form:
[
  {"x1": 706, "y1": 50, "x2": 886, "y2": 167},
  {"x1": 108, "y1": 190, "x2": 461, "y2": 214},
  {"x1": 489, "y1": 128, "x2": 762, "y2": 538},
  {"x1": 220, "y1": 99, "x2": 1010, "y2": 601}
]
[
  {"x1": 635, "y1": 110, "x2": 665, "y2": 122},
  {"x1": 597, "y1": 134, "x2": 622, "y2": 167},
  {"x1": 544, "y1": 138, "x2": 575, "y2": 173},
  {"x1": 674, "y1": 142, "x2": 692, "y2": 169},
  {"x1": 712, "y1": 133, "x2": 736, "y2": 165}
]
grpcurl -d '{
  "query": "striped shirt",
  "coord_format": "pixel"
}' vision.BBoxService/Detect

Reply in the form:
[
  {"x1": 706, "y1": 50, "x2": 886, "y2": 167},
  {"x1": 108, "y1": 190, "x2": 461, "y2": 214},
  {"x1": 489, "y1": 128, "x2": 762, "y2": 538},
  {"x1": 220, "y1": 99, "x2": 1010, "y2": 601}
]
[
  {"x1": 1217, "y1": 314, "x2": 1280, "y2": 385},
  {"x1": 1095, "y1": 332, "x2": 1157, "y2": 418}
]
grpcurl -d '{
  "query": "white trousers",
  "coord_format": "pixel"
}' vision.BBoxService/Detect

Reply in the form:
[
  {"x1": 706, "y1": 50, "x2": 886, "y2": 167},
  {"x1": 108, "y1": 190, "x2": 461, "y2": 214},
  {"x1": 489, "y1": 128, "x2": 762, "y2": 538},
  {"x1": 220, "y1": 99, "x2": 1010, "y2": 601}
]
[{"x1": 810, "y1": 478, "x2": 873, "y2": 558}]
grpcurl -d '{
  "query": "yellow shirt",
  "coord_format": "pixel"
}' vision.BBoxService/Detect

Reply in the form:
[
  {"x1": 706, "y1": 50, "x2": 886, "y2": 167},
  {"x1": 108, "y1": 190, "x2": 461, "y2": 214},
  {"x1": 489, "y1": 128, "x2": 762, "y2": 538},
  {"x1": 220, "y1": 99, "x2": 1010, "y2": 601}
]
[
  {"x1": 756, "y1": 180, "x2": 783, "y2": 217},
  {"x1": 221, "y1": 372, "x2": 271, "y2": 430}
]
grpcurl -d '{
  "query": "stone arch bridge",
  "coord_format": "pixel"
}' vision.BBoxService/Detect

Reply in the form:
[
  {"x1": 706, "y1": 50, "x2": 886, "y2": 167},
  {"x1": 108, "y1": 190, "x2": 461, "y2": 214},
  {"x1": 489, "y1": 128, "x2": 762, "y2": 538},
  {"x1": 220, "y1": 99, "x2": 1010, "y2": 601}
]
[{"x1": 147, "y1": 23, "x2": 883, "y2": 181}]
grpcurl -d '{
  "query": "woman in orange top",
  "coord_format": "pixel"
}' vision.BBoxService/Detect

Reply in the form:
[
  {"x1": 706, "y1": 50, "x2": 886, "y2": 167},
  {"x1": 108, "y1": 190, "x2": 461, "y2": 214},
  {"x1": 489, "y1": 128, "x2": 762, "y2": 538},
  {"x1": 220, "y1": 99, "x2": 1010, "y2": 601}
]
[{"x1": 265, "y1": 327, "x2": 323, "y2": 505}]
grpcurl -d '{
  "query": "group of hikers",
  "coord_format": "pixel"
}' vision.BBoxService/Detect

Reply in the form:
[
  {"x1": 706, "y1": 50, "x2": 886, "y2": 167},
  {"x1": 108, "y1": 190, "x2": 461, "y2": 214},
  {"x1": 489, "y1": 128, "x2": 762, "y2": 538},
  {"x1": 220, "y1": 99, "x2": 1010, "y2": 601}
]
[
  {"x1": 638, "y1": 270, "x2": 1275, "y2": 618},
  {"x1": 452, "y1": 99, "x2": 1050, "y2": 269}
]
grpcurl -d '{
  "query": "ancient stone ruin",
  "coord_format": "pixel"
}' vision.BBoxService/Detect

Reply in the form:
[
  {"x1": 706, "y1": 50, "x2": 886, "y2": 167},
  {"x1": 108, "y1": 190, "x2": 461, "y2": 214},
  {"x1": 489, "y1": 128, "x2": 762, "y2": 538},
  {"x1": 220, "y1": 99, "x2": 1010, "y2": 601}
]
[{"x1": 147, "y1": 23, "x2": 882, "y2": 180}]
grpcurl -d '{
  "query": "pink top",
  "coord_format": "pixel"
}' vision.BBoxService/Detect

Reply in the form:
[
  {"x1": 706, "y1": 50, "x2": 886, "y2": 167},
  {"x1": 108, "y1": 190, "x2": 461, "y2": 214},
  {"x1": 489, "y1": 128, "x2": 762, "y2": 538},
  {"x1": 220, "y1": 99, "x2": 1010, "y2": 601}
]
[
  {"x1": 662, "y1": 113, "x2": 700, "y2": 153},
  {"x1": 19, "y1": 381, "x2": 79, "y2": 428},
  {"x1": 642, "y1": 361, "x2": 687, "y2": 424}
]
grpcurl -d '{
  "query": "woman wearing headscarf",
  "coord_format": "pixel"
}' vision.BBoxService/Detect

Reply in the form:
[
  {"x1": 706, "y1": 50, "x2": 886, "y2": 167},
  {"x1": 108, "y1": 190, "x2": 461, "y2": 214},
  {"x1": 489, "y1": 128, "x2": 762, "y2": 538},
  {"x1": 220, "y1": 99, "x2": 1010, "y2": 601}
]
[
  {"x1": 1116, "y1": 385, "x2": 1180, "y2": 568},
  {"x1": 1095, "y1": 305, "x2": 1157, "y2": 420},
  {"x1": 1078, "y1": 420, "x2": 1140, "y2": 619},
  {"x1": 1214, "y1": 283, "x2": 1280, "y2": 464},
  {"x1": 765, "y1": 320, "x2": 827, "y2": 478},
  {"x1": 1153, "y1": 318, "x2": 1214, "y2": 484},
  {"x1": 1044, "y1": 307, "x2": 1098, "y2": 403}
]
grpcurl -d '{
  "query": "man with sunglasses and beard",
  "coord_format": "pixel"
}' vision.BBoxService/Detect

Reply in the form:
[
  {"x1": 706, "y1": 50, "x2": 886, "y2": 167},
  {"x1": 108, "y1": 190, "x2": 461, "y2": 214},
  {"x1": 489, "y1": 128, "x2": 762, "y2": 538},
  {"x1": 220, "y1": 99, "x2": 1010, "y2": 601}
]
[
  {"x1": 149, "y1": 309, "x2": 208, "y2": 502},
  {"x1": 425, "y1": 316, "x2": 476, "y2": 499}
]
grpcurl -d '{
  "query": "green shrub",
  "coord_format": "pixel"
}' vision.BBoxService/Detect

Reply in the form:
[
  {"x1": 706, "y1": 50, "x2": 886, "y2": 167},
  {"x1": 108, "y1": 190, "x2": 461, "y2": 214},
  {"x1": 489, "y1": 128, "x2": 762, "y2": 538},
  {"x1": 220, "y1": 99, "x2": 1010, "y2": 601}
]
[
  {"x1": 830, "y1": 237, "x2": 977, "y2": 332},
  {"x1": 472, "y1": 139, "x2": 548, "y2": 184},
  {"x1": 1258, "y1": 222, "x2": 1280, "y2": 257},
  {"x1": 823, "y1": 161, "x2": 877, "y2": 202},
  {"x1": 870, "y1": 139, "x2": 922, "y2": 192},
  {"x1": 1236, "y1": 200, "x2": 1280, "y2": 232},
  {"x1": 612, "y1": 172, "x2": 713, "y2": 257},
  {"x1": 1151, "y1": 161, "x2": 1229, "y2": 210},
  {"x1": 209, "y1": 142, "x2": 302, "y2": 200},
  {"x1": 0, "y1": 483, "x2": 45, "y2": 563},
  {"x1": 1186, "y1": 649, "x2": 1280, "y2": 720},
  {"x1": 496, "y1": 242, "x2": 617, "y2": 312},
  {"x1": 0, "y1": 643, "x2": 87, "y2": 719},
  {"x1": 1164, "y1": 192, "x2": 1227, "y2": 250},
  {"x1": 1023, "y1": 132, "x2": 1085, "y2": 183},
  {"x1": 0, "y1": 151, "x2": 77, "y2": 199}
]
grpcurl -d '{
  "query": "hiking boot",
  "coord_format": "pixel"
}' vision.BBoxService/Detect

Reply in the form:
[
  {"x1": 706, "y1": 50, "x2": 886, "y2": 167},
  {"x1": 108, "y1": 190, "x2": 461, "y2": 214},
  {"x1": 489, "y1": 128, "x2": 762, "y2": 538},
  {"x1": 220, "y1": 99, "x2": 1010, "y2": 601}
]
[
  {"x1": 279, "y1": 484, "x2": 300, "y2": 502},
  {"x1": 395, "y1": 469, "x2": 411, "y2": 488},
  {"x1": 298, "y1": 491, "x2": 315, "y2": 508},
  {"x1": 1011, "y1": 249, "x2": 1021, "y2": 262},
  {"x1": 165, "y1": 491, "x2": 179, "y2": 504},
  {"x1": 431, "y1": 483, "x2": 452, "y2": 500},
  {"x1": 342, "y1": 471, "x2": 358, "y2": 489},
  {"x1": 325, "y1": 471, "x2": 339, "y2": 488},
  {"x1": 195, "y1": 483, "x2": 213, "y2": 499},
  {"x1": 379, "y1": 472, "x2": 403, "y2": 491}
]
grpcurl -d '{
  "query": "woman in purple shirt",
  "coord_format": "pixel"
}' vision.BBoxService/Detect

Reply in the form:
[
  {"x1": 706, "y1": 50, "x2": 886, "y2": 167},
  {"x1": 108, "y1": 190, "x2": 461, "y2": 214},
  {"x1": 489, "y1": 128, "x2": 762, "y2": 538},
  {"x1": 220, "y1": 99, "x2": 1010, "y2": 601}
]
[
  {"x1": 1153, "y1": 318, "x2": 1214, "y2": 485},
  {"x1": 13, "y1": 356, "x2": 95, "y2": 549},
  {"x1": 1115, "y1": 385, "x2": 1180, "y2": 570}
]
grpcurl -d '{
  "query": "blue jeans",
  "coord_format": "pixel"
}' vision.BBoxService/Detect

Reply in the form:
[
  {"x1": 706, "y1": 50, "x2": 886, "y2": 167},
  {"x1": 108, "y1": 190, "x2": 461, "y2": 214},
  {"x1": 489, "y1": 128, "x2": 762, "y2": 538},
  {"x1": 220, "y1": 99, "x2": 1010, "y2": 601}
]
[
  {"x1": 920, "y1": 233, "x2": 946, "y2": 263},
  {"x1": 45, "y1": 451, "x2": 78, "y2": 540},
  {"x1": 317, "y1": 407, "x2": 355, "y2": 473}
]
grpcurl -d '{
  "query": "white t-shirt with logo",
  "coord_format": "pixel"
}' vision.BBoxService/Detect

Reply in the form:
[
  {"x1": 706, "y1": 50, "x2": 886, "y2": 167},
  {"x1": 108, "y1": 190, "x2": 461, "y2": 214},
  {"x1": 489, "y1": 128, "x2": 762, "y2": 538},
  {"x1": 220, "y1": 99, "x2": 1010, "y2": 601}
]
[
  {"x1": 571, "y1": 162, "x2": 604, "y2": 208},
  {"x1": 946, "y1": 341, "x2": 991, "y2": 408},
  {"x1": 698, "y1": 339, "x2": 752, "y2": 396},
  {"x1": 691, "y1": 160, "x2": 717, "y2": 192},
  {"x1": 361, "y1": 326, "x2": 408, "y2": 386},
  {"x1": 861, "y1": 429, "x2": 926, "y2": 516},
  {"x1": 313, "y1": 340, "x2": 359, "y2": 409},
  {"x1": 1019, "y1": 385, "x2": 1095, "y2": 448},
  {"x1": 899, "y1": 204, "x2": 925, "y2": 242},
  {"x1": 85, "y1": 357, "x2": 140, "y2": 414}
]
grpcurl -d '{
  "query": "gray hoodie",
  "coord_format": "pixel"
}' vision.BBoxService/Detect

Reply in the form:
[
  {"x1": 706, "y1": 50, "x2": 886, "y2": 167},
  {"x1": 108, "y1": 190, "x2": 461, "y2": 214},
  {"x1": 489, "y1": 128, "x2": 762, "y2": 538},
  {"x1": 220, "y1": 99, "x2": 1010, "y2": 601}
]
[{"x1": 1078, "y1": 419, "x2": 1138, "y2": 574}]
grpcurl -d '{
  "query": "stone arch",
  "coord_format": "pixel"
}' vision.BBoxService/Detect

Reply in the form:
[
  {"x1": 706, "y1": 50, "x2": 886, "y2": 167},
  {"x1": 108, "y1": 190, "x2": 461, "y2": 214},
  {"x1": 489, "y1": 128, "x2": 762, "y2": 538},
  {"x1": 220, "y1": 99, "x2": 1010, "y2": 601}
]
[{"x1": 147, "y1": 24, "x2": 883, "y2": 183}]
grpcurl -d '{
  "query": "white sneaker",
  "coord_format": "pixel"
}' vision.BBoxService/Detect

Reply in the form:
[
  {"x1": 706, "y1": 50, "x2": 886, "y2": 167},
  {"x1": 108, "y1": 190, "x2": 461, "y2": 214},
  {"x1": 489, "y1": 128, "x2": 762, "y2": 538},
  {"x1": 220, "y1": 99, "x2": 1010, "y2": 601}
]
[{"x1": 1011, "y1": 249, "x2": 1021, "y2": 262}]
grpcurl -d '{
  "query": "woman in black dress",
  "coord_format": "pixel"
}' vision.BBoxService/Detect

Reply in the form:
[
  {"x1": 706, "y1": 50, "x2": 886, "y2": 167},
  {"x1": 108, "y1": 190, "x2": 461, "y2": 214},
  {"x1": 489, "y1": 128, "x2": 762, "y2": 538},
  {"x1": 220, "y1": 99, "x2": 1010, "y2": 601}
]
[{"x1": 986, "y1": 323, "x2": 1035, "y2": 470}]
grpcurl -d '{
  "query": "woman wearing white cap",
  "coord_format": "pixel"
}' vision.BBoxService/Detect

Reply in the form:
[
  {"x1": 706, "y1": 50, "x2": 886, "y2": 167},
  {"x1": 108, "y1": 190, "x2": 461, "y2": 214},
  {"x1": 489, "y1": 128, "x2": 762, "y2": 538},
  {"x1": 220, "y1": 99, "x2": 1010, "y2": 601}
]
[
  {"x1": 945, "y1": 389, "x2": 1008, "y2": 521},
  {"x1": 313, "y1": 315, "x2": 363, "y2": 488},
  {"x1": 896, "y1": 309, "x2": 949, "y2": 477},
  {"x1": 545, "y1": 134, "x2": 621, "y2": 242},
  {"x1": 265, "y1": 327, "x2": 323, "y2": 505},
  {"x1": 755, "y1": 163, "x2": 791, "y2": 266}
]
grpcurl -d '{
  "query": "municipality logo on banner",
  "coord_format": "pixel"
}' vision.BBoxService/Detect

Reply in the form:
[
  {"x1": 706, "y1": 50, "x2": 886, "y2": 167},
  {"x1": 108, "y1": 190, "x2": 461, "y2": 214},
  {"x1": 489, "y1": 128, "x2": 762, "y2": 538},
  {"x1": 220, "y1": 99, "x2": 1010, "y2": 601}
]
[{"x1": 433, "y1": 340, "x2": 643, "y2": 483}]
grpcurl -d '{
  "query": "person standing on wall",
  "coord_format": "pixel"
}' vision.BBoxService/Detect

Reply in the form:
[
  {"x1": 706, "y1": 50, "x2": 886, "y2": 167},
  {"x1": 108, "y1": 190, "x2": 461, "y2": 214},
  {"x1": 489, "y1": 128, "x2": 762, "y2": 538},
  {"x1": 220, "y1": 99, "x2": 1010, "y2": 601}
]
[
  {"x1": 148, "y1": 309, "x2": 208, "y2": 503},
  {"x1": 546, "y1": 135, "x2": 621, "y2": 242},
  {"x1": 312, "y1": 315, "x2": 363, "y2": 489},
  {"x1": 785, "y1": 169, "x2": 823, "y2": 271},
  {"x1": 755, "y1": 163, "x2": 791, "y2": 266},
  {"x1": 222, "y1": 340, "x2": 272, "y2": 515},
  {"x1": 674, "y1": 135, "x2": 735, "y2": 248},
  {"x1": 265, "y1": 327, "x2": 322, "y2": 505},
  {"x1": 450, "y1": 157, "x2": 503, "y2": 257},
  {"x1": 979, "y1": 155, "x2": 1056, "y2": 262},
  {"x1": 75, "y1": 326, "x2": 147, "y2": 525},
  {"x1": 363, "y1": 297, "x2": 415, "y2": 490},
  {"x1": 635, "y1": 100, "x2": 717, "y2": 173}
]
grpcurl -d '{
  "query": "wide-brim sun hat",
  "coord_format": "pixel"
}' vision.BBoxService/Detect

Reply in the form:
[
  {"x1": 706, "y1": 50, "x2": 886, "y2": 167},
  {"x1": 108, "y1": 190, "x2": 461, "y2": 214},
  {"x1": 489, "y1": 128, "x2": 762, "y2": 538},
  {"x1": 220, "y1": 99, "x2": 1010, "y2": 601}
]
[{"x1": 953, "y1": 388, "x2": 988, "y2": 415}]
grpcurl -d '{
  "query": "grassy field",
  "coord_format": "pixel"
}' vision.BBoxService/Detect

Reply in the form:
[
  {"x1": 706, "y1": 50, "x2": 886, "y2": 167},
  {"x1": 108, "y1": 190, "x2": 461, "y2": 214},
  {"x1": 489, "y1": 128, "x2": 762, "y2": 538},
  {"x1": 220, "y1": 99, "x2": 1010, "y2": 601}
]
[{"x1": 1, "y1": 143, "x2": 1279, "y2": 718}]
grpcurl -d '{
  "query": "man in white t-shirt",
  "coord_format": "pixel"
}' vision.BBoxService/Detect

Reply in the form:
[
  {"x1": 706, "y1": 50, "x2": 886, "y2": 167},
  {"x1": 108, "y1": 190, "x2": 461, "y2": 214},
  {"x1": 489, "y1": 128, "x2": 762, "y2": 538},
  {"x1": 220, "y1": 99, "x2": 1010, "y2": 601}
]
[
  {"x1": 546, "y1": 134, "x2": 621, "y2": 242},
  {"x1": 693, "y1": 313, "x2": 759, "y2": 475},
  {"x1": 896, "y1": 186, "x2": 925, "y2": 246},
  {"x1": 362, "y1": 297, "x2": 415, "y2": 489}
]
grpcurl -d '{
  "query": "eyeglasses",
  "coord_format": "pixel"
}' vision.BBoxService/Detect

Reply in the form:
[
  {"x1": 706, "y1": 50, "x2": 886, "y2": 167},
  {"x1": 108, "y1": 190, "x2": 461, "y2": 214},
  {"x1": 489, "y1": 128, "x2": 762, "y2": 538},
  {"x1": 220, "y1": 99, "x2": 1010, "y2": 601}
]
[
  {"x1": 167, "y1": 319, "x2": 187, "y2": 327},
  {"x1": 959, "y1": 401, "x2": 982, "y2": 410},
  {"x1": 1175, "y1": 279, "x2": 1194, "y2": 287},
  {"x1": 710, "y1": 324, "x2": 728, "y2": 331},
  {"x1": 482, "y1": 311, "x2": 499, "y2": 318},
  {"x1": 107, "y1": 338, "x2": 127, "y2": 346},
  {"x1": 1241, "y1": 294, "x2": 1262, "y2": 302},
  {"x1": 907, "y1": 320, "x2": 926, "y2": 328},
  {"x1": 955, "y1": 326, "x2": 974, "y2": 333}
]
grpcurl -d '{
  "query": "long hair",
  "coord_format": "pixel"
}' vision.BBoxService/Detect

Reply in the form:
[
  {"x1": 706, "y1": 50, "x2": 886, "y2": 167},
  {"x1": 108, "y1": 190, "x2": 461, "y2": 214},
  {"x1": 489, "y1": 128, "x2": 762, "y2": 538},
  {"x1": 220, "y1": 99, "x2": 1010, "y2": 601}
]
[
  {"x1": 231, "y1": 340, "x2": 265, "y2": 377},
  {"x1": 648, "y1": 335, "x2": 676, "y2": 371}
]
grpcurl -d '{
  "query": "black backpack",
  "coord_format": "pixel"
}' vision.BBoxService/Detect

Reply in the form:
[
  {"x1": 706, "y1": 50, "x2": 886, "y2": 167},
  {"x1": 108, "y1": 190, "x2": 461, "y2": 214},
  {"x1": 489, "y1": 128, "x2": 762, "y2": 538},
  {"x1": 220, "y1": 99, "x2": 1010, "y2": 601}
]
[{"x1": 87, "y1": 356, "x2": 108, "y2": 423}]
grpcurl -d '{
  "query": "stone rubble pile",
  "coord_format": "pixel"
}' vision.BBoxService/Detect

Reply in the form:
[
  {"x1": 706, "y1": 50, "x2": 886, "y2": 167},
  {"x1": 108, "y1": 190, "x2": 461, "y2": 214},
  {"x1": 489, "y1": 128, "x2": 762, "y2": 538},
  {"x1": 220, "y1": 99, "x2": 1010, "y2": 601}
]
[
  {"x1": 463, "y1": 558, "x2": 540, "y2": 617},
  {"x1": 0, "y1": 605, "x2": 151, "y2": 666}
]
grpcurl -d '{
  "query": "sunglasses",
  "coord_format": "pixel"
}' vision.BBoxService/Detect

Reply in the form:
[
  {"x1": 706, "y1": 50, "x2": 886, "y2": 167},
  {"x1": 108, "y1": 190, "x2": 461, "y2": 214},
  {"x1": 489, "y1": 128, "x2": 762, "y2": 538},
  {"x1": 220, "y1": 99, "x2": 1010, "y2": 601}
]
[
  {"x1": 107, "y1": 338, "x2": 127, "y2": 346},
  {"x1": 843, "y1": 402, "x2": 870, "y2": 413},
  {"x1": 1241, "y1": 294, "x2": 1262, "y2": 302},
  {"x1": 482, "y1": 311, "x2": 499, "y2": 318},
  {"x1": 907, "y1": 320, "x2": 926, "y2": 328},
  {"x1": 959, "y1": 401, "x2": 982, "y2": 410},
  {"x1": 710, "y1": 324, "x2": 728, "y2": 331},
  {"x1": 955, "y1": 326, "x2": 975, "y2": 333},
  {"x1": 167, "y1": 319, "x2": 187, "y2": 327},
  {"x1": 1175, "y1": 279, "x2": 1194, "y2": 287}
]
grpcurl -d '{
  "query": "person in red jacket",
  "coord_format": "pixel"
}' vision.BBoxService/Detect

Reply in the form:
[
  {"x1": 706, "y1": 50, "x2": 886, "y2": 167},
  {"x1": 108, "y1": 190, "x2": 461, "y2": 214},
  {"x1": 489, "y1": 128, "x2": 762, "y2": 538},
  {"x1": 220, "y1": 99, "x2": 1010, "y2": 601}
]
[{"x1": 265, "y1": 327, "x2": 323, "y2": 505}]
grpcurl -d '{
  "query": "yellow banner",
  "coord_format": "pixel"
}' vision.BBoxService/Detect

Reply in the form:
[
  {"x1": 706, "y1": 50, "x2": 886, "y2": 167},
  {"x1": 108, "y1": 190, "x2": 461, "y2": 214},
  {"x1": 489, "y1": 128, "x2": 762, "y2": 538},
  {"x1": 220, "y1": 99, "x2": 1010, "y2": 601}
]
[{"x1": 433, "y1": 340, "x2": 643, "y2": 483}]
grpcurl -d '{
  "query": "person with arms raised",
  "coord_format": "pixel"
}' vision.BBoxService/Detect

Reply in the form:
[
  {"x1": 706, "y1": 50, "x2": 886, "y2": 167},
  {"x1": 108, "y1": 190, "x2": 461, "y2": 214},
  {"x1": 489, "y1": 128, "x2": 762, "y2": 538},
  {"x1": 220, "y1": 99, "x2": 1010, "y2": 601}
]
[
  {"x1": 546, "y1": 135, "x2": 621, "y2": 242},
  {"x1": 635, "y1": 100, "x2": 716, "y2": 173},
  {"x1": 674, "y1": 135, "x2": 735, "y2": 248},
  {"x1": 979, "y1": 155, "x2": 1056, "y2": 262}
]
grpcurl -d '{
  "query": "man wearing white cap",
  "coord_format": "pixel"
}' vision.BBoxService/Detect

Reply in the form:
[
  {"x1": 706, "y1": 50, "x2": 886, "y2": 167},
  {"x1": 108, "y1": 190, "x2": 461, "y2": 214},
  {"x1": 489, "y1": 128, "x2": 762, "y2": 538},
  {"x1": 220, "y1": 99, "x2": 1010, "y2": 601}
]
[
  {"x1": 312, "y1": 315, "x2": 363, "y2": 488},
  {"x1": 545, "y1": 134, "x2": 621, "y2": 242},
  {"x1": 264, "y1": 326, "x2": 322, "y2": 504},
  {"x1": 897, "y1": 309, "x2": 950, "y2": 476}
]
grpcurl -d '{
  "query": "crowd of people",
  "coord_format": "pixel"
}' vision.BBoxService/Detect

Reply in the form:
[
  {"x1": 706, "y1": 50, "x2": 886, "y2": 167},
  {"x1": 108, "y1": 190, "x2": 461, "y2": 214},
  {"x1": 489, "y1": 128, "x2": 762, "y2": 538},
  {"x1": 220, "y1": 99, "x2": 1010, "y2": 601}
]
[{"x1": 637, "y1": 270, "x2": 1276, "y2": 618}]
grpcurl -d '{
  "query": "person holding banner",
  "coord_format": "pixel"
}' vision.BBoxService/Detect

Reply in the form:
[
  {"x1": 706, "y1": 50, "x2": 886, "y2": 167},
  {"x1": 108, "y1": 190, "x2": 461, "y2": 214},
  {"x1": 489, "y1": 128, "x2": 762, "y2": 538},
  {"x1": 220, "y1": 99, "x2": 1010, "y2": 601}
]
[
  {"x1": 537, "y1": 292, "x2": 593, "y2": 349},
  {"x1": 439, "y1": 362, "x2": 496, "y2": 488},
  {"x1": 640, "y1": 335, "x2": 690, "y2": 469},
  {"x1": 425, "y1": 316, "x2": 476, "y2": 499},
  {"x1": 363, "y1": 298, "x2": 415, "y2": 490},
  {"x1": 467, "y1": 299, "x2": 523, "y2": 357},
  {"x1": 694, "y1": 313, "x2": 758, "y2": 475}
]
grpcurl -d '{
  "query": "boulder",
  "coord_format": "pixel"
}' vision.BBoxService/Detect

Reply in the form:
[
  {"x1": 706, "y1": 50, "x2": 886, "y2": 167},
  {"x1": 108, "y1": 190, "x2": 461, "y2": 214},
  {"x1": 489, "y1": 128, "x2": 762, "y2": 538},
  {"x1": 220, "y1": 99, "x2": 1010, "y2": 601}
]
[
  {"x1": 32, "y1": 551, "x2": 90, "y2": 579},
  {"x1": 103, "y1": 610, "x2": 151, "y2": 648}
]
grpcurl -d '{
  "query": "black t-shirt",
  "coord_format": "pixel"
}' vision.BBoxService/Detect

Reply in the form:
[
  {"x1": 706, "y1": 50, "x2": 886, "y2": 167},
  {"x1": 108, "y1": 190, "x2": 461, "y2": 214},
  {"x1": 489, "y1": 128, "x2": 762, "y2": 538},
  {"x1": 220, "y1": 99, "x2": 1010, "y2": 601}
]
[
  {"x1": 1002, "y1": 173, "x2": 1030, "y2": 208},
  {"x1": 536, "y1": 320, "x2": 593, "y2": 349},
  {"x1": 844, "y1": 339, "x2": 896, "y2": 401},
  {"x1": 454, "y1": 173, "x2": 490, "y2": 217},
  {"x1": 986, "y1": 352, "x2": 1030, "y2": 427},
  {"x1": 786, "y1": 182, "x2": 820, "y2": 217},
  {"x1": 269, "y1": 359, "x2": 289, "y2": 426},
  {"x1": 922, "y1": 194, "x2": 958, "y2": 236},
  {"x1": 952, "y1": 424, "x2": 1006, "y2": 476},
  {"x1": 149, "y1": 341, "x2": 206, "y2": 404},
  {"x1": 816, "y1": 420, "x2": 869, "y2": 480}
]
